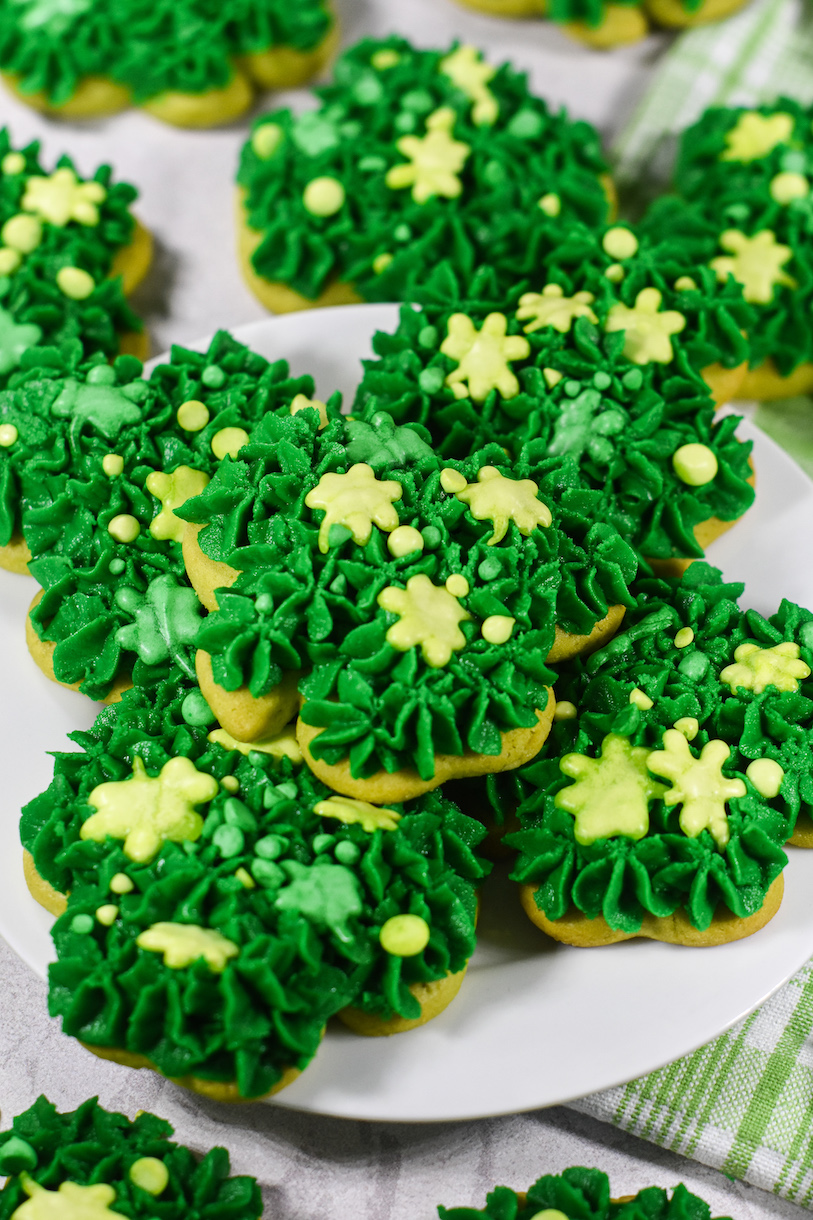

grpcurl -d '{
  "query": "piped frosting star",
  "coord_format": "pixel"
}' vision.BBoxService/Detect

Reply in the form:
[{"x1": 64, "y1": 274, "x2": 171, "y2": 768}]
[
  {"x1": 516, "y1": 284, "x2": 597, "y2": 334},
  {"x1": 440, "y1": 312, "x2": 530, "y2": 401},
  {"x1": 22, "y1": 167, "x2": 106, "y2": 227},
  {"x1": 646, "y1": 729, "x2": 746, "y2": 850},
  {"x1": 81, "y1": 756, "x2": 218, "y2": 862},
  {"x1": 454, "y1": 465, "x2": 552, "y2": 544},
  {"x1": 304, "y1": 463, "x2": 402, "y2": 553},
  {"x1": 710, "y1": 229, "x2": 796, "y2": 304},
  {"x1": 555, "y1": 734, "x2": 666, "y2": 845},
  {"x1": 720, "y1": 641, "x2": 811, "y2": 694},
  {"x1": 378, "y1": 573, "x2": 470, "y2": 666},
  {"x1": 386, "y1": 107, "x2": 470, "y2": 204},
  {"x1": 720, "y1": 111, "x2": 794, "y2": 162},
  {"x1": 137, "y1": 923, "x2": 239, "y2": 973},
  {"x1": 439, "y1": 45, "x2": 498, "y2": 126},
  {"x1": 604, "y1": 288, "x2": 686, "y2": 364}
]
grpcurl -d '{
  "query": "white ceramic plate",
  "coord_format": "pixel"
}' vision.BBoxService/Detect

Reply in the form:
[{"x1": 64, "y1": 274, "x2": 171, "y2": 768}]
[{"x1": 3, "y1": 305, "x2": 813, "y2": 1123}]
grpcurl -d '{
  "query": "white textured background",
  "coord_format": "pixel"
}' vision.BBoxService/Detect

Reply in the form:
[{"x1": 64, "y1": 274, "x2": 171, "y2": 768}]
[{"x1": 0, "y1": 1, "x2": 803, "y2": 1215}]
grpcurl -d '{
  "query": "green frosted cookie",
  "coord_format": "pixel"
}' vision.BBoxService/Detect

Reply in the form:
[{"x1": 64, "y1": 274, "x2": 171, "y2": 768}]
[
  {"x1": 237, "y1": 36, "x2": 612, "y2": 309},
  {"x1": 1, "y1": 332, "x2": 332, "y2": 697},
  {"x1": 353, "y1": 251, "x2": 754, "y2": 566},
  {"x1": 177, "y1": 407, "x2": 639, "y2": 792},
  {"x1": 0, "y1": 1095, "x2": 261, "y2": 1218},
  {"x1": 21, "y1": 668, "x2": 489, "y2": 1097},
  {"x1": 507, "y1": 564, "x2": 809, "y2": 936}
]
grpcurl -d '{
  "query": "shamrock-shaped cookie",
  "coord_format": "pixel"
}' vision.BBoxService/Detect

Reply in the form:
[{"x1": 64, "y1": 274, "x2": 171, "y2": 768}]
[
  {"x1": 0, "y1": 0, "x2": 336, "y2": 126},
  {"x1": 22, "y1": 669, "x2": 490, "y2": 1098},
  {"x1": 641, "y1": 100, "x2": 813, "y2": 399},
  {"x1": 1, "y1": 332, "x2": 326, "y2": 698},
  {"x1": 353, "y1": 249, "x2": 754, "y2": 573},
  {"x1": 176, "y1": 407, "x2": 640, "y2": 803},
  {"x1": 506, "y1": 563, "x2": 812, "y2": 945},
  {"x1": 0, "y1": 1097, "x2": 262, "y2": 1220},
  {"x1": 237, "y1": 38, "x2": 613, "y2": 312}
]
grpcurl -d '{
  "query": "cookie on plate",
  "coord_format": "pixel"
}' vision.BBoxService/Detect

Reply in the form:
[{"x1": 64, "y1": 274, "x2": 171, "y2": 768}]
[
  {"x1": 21, "y1": 668, "x2": 490, "y2": 1097},
  {"x1": 1, "y1": 332, "x2": 326, "y2": 695},
  {"x1": 0, "y1": 1096, "x2": 262, "y2": 1218},
  {"x1": 237, "y1": 37, "x2": 614, "y2": 313},
  {"x1": 353, "y1": 253, "x2": 754, "y2": 576},
  {"x1": 0, "y1": 0, "x2": 337, "y2": 127},
  {"x1": 506, "y1": 564, "x2": 811, "y2": 945},
  {"x1": 641, "y1": 100, "x2": 813, "y2": 399},
  {"x1": 176, "y1": 407, "x2": 640, "y2": 802}
]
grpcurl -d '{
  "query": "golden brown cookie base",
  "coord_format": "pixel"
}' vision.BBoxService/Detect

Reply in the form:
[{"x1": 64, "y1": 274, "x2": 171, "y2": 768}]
[
  {"x1": 0, "y1": 532, "x2": 32, "y2": 575},
  {"x1": 297, "y1": 690, "x2": 556, "y2": 803},
  {"x1": 789, "y1": 811, "x2": 813, "y2": 848},
  {"x1": 452, "y1": 0, "x2": 546, "y2": 12},
  {"x1": 547, "y1": 605, "x2": 625, "y2": 664},
  {"x1": 26, "y1": 590, "x2": 131, "y2": 704},
  {"x1": 195, "y1": 648, "x2": 300, "y2": 742},
  {"x1": 740, "y1": 360, "x2": 813, "y2": 401},
  {"x1": 183, "y1": 521, "x2": 240, "y2": 612},
  {"x1": 519, "y1": 873, "x2": 784, "y2": 946},
  {"x1": 3, "y1": 25, "x2": 337, "y2": 127},
  {"x1": 702, "y1": 360, "x2": 748, "y2": 407},
  {"x1": 110, "y1": 218, "x2": 154, "y2": 297},
  {"x1": 80, "y1": 1041, "x2": 301, "y2": 1102},
  {"x1": 338, "y1": 969, "x2": 467, "y2": 1035},
  {"x1": 23, "y1": 849, "x2": 68, "y2": 917},
  {"x1": 645, "y1": 0, "x2": 746, "y2": 24},
  {"x1": 563, "y1": 4, "x2": 648, "y2": 46}
]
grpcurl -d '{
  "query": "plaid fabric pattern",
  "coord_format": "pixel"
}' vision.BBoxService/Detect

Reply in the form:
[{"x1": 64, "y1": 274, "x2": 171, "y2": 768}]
[{"x1": 572, "y1": 17, "x2": 813, "y2": 1201}]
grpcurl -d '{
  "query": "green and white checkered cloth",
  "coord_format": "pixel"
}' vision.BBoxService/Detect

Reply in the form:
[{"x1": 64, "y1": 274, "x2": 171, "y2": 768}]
[{"x1": 570, "y1": 11, "x2": 813, "y2": 1204}]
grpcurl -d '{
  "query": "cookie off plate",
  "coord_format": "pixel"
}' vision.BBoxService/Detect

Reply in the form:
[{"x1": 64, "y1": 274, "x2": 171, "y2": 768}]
[{"x1": 2, "y1": 305, "x2": 813, "y2": 1122}]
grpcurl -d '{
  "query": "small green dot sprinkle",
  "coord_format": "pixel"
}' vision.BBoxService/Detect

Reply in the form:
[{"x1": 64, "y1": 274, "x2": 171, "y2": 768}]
[
  {"x1": 506, "y1": 109, "x2": 543, "y2": 139},
  {"x1": 109, "y1": 558, "x2": 125, "y2": 575},
  {"x1": 358, "y1": 155, "x2": 387, "y2": 172},
  {"x1": 110, "y1": 872, "x2": 134, "y2": 894},
  {"x1": 335, "y1": 840, "x2": 360, "y2": 864},
  {"x1": 70, "y1": 914, "x2": 94, "y2": 934},
  {"x1": 303, "y1": 176, "x2": 345, "y2": 217},
  {"x1": 418, "y1": 325, "x2": 438, "y2": 349},
  {"x1": 255, "y1": 834, "x2": 288, "y2": 860},
  {"x1": 403, "y1": 88, "x2": 433, "y2": 113},
  {"x1": 129, "y1": 1158, "x2": 169, "y2": 1196},
  {"x1": 394, "y1": 112, "x2": 416, "y2": 133},
  {"x1": 564, "y1": 380, "x2": 582, "y2": 398},
  {"x1": 622, "y1": 369, "x2": 643, "y2": 391},
  {"x1": 421, "y1": 525, "x2": 441, "y2": 549},
  {"x1": 213, "y1": 824, "x2": 245, "y2": 858},
  {"x1": 678, "y1": 651, "x2": 710, "y2": 681},
  {"x1": 394, "y1": 223, "x2": 412, "y2": 242},
  {"x1": 478, "y1": 555, "x2": 502, "y2": 581},
  {"x1": 87, "y1": 364, "x2": 117, "y2": 384},
  {"x1": 224, "y1": 797, "x2": 257, "y2": 832},
  {"x1": 56, "y1": 266, "x2": 95, "y2": 299},
  {"x1": 201, "y1": 364, "x2": 226, "y2": 388},
  {"x1": 379, "y1": 913, "x2": 430, "y2": 956},
  {"x1": 251, "y1": 123, "x2": 283, "y2": 160},
  {"x1": 0, "y1": 1136, "x2": 38, "y2": 1175},
  {"x1": 593, "y1": 371, "x2": 612, "y2": 390},
  {"x1": 252, "y1": 858, "x2": 285, "y2": 888},
  {"x1": 181, "y1": 690, "x2": 215, "y2": 727},
  {"x1": 419, "y1": 367, "x2": 445, "y2": 394},
  {"x1": 255, "y1": 593, "x2": 274, "y2": 613},
  {"x1": 314, "y1": 833, "x2": 335, "y2": 854}
]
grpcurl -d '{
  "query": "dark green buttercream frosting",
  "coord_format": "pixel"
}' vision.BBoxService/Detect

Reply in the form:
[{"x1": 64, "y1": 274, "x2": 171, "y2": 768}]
[
  {"x1": 178, "y1": 408, "x2": 638, "y2": 781},
  {"x1": 438, "y1": 1168, "x2": 730, "y2": 1220},
  {"x1": 0, "y1": 1096, "x2": 261, "y2": 1220},
  {"x1": 22, "y1": 668, "x2": 490, "y2": 1096},
  {"x1": 238, "y1": 37, "x2": 611, "y2": 303},
  {"x1": 0, "y1": 129, "x2": 140, "y2": 379},
  {"x1": 507, "y1": 564, "x2": 809, "y2": 932},
  {"x1": 0, "y1": 0, "x2": 332, "y2": 106},
  {"x1": 641, "y1": 99, "x2": 813, "y2": 376},
  {"x1": 2, "y1": 331, "x2": 331, "y2": 697},
  {"x1": 353, "y1": 260, "x2": 754, "y2": 563}
]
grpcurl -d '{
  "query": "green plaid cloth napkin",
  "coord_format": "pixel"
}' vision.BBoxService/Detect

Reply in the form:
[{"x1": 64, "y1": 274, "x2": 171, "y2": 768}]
[{"x1": 569, "y1": 12, "x2": 813, "y2": 1202}]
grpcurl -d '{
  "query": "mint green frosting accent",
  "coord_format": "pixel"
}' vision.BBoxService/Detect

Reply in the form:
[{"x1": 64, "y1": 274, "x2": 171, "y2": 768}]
[
  {"x1": 0, "y1": 1097, "x2": 261, "y2": 1220},
  {"x1": 507, "y1": 564, "x2": 803, "y2": 933},
  {"x1": 115, "y1": 574, "x2": 203, "y2": 676},
  {"x1": 20, "y1": 670, "x2": 489, "y2": 1094},
  {"x1": 50, "y1": 378, "x2": 145, "y2": 438},
  {"x1": 0, "y1": 306, "x2": 40, "y2": 375},
  {"x1": 181, "y1": 690, "x2": 215, "y2": 726}
]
